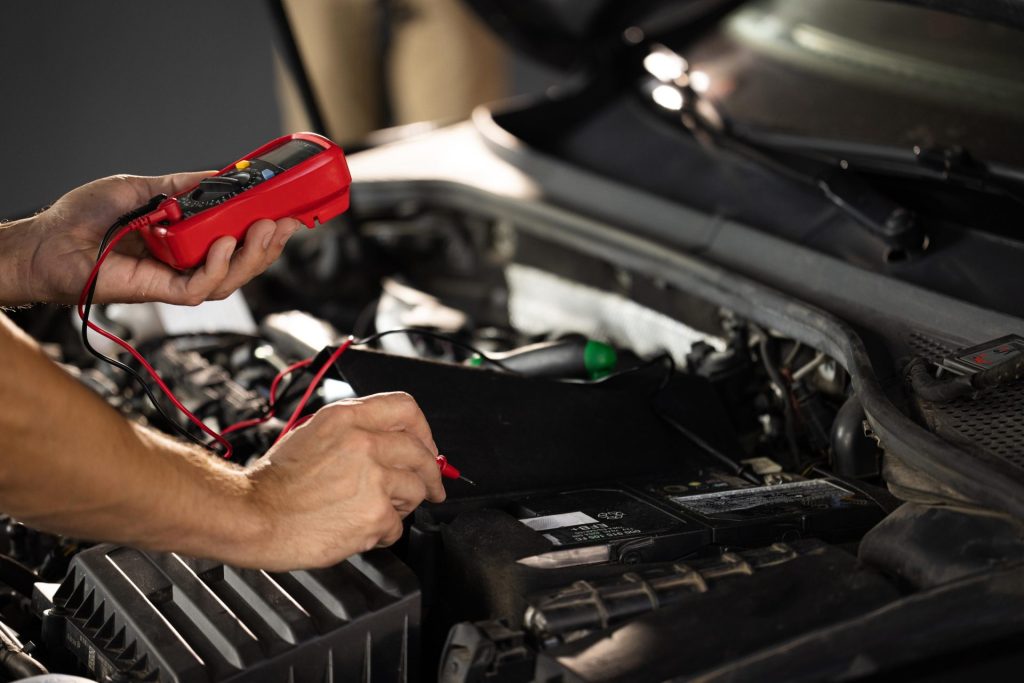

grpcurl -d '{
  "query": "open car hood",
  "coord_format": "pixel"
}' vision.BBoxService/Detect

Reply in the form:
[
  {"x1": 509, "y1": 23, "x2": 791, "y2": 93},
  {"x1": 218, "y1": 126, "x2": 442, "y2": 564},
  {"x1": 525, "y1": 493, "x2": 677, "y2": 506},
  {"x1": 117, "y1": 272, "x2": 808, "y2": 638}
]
[{"x1": 464, "y1": 0, "x2": 1024, "y2": 68}]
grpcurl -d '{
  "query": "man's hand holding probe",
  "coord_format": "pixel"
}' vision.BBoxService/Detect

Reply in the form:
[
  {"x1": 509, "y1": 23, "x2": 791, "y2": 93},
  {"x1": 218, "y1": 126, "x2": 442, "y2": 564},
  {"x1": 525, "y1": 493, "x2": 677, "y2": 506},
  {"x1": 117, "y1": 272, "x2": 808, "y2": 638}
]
[
  {"x1": 0, "y1": 173, "x2": 444, "y2": 571},
  {"x1": 246, "y1": 393, "x2": 446, "y2": 570}
]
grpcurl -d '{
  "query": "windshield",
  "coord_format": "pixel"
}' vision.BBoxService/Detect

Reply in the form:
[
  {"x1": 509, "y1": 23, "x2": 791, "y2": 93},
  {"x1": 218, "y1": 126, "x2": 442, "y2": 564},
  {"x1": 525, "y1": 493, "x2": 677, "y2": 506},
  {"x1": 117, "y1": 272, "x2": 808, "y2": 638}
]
[{"x1": 676, "y1": 0, "x2": 1024, "y2": 168}]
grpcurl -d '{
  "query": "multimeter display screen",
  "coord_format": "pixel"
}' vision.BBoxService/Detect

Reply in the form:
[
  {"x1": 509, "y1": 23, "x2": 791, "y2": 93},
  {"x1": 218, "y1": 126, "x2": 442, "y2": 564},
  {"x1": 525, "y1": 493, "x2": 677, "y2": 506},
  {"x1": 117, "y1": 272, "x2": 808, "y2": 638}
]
[{"x1": 255, "y1": 139, "x2": 323, "y2": 171}]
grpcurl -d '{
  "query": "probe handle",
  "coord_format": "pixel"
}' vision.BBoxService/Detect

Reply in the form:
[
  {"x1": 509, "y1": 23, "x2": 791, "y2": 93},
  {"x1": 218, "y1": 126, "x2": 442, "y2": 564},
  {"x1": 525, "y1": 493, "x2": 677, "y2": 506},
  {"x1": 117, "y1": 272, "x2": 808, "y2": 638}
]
[
  {"x1": 436, "y1": 455, "x2": 475, "y2": 485},
  {"x1": 436, "y1": 455, "x2": 461, "y2": 480}
]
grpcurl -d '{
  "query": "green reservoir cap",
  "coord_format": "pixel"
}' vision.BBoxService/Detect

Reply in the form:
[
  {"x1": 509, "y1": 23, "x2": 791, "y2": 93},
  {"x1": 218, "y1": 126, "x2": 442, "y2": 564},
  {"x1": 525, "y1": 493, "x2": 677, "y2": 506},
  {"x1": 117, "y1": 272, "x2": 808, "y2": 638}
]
[{"x1": 583, "y1": 340, "x2": 618, "y2": 379}]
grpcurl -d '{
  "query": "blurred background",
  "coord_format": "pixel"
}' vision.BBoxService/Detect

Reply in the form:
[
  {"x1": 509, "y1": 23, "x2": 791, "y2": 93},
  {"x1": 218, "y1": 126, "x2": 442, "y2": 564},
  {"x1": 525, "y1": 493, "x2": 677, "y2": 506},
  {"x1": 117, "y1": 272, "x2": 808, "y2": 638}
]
[{"x1": 0, "y1": 0, "x2": 560, "y2": 220}]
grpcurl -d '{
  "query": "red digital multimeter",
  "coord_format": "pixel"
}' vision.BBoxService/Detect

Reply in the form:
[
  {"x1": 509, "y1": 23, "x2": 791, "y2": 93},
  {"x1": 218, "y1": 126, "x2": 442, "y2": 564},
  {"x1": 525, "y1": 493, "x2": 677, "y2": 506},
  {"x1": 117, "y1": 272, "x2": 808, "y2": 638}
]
[{"x1": 140, "y1": 132, "x2": 351, "y2": 269}]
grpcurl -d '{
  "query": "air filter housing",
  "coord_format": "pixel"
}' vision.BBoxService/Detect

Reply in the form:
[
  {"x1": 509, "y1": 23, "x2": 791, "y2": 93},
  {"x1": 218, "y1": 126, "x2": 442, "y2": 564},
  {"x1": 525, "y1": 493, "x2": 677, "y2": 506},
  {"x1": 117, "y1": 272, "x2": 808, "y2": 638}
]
[{"x1": 34, "y1": 545, "x2": 419, "y2": 682}]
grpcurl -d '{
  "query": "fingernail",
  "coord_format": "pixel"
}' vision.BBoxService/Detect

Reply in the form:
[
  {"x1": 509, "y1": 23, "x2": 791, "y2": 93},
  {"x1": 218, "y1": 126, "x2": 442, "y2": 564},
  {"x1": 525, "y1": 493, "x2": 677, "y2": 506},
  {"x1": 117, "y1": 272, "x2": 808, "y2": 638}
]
[{"x1": 262, "y1": 231, "x2": 273, "y2": 250}]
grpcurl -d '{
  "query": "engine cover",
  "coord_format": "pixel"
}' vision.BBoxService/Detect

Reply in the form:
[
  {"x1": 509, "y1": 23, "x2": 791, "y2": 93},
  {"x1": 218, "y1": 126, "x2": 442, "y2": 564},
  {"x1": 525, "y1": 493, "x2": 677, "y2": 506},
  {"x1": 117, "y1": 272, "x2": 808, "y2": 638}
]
[{"x1": 34, "y1": 545, "x2": 419, "y2": 682}]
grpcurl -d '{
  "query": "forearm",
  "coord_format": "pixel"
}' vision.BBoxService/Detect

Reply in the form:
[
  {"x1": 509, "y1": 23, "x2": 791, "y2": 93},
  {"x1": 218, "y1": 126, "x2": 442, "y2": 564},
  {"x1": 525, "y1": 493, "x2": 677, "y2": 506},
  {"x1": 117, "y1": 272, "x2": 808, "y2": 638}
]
[
  {"x1": 0, "y1": 217, "x2": 41, "y2": 307},
  {"x1": 0, "y1": 313, "x2": 266, "y2": 563}
]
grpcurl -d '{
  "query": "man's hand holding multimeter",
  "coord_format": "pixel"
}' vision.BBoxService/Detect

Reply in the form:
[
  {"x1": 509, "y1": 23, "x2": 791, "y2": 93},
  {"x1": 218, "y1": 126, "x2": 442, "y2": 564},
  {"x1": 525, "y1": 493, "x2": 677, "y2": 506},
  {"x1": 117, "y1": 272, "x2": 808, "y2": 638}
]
[
  {"x1": 69, "y1": 133, "x2": 355, "y2": 455},
  {"x1": 9, "y1": 133, "x2": 350, "y2": 308},
  {"x1": 139, "y1": 133, "x2": 352, "y2": 270}
]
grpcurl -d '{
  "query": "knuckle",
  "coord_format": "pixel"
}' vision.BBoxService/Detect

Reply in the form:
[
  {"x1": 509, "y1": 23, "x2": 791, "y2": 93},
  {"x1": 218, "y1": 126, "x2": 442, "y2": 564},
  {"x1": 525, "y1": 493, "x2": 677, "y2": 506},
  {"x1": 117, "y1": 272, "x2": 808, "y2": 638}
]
[
  {"x1": 363, "y1": 462, "x2": 388, "y2": 490},
  {"x1": 389, "y1": 391, "x2": 418, "y2": 409},
  {"x1": 412, "y1": 479, "x2": 429, "y2": 504},
  {"x1": 389, "y1": 392, "x2": 426, "y2": 422},
  {"x1": 345, "y1": 429, "x2": 377, "y2": 457},
  {"x1": 305, "y1": 411, "x2": 332, "y2": 437},
  {"x1": 372, "y1": 391, "x2": 415, "y2": 410},
  {"x1": 316, "y1": 403, "x2": 343, "y2": 421},
  {"x1": 317, "y1": 403, "x2": 353, "y2": 427},
  {"x1": 379, "y1": 518, "x2": 404, "y2": 547},
  {"x1": 266, "y1": 243, "x2": 285, "y2": 261},
  {"x1": 183, "y1": 292, "x2": 205, "y2": 307},
  {"x1": 366, "y1": 498, "x2": 395, "y2": 527}
]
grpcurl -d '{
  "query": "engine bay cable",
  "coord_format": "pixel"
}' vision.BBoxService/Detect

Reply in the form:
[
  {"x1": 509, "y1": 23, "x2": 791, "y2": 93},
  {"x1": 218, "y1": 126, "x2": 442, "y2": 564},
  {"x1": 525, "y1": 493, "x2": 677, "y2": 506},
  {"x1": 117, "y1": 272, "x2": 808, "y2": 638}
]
[
  {"x1": 78, "y1": 209, "x2": 512, "y2": 459},
  {"x1": 77, "y1": 197, "x2": 230, "y2": 454},
  {"x1": 646, "y1": 353, "x2": 761, "y2": 485},
  {"x1": 356, "y1": 328, "x2": 514, "y2": 372},
  {"x1": 273, "y1": 339, "x2": 353, "y2": 444},
  {"x1": 221, "y1": 357, "x2": 314, "y2": 436},
  {"x1": 78, "y1": 210, "x2": 771, "y2": 487}
]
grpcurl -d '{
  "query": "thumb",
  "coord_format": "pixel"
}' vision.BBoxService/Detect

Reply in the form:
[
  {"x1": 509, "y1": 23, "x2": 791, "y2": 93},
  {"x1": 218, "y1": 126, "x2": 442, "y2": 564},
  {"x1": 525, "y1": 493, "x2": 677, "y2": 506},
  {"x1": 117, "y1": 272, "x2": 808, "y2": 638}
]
[{"x1": 131, "y1": 171, "x2": 216, "y2": 204}]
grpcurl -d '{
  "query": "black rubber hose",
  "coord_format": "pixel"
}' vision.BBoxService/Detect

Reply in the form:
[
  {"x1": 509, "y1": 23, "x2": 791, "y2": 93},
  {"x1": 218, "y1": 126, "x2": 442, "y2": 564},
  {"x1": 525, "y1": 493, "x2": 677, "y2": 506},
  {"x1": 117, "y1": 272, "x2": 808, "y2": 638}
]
[
  {"x1": 905, "y1": 357, "x2": 973, "y2": 403},
  {"x1": 830, "y1": 395, "x2": 880, "y2": 480}
]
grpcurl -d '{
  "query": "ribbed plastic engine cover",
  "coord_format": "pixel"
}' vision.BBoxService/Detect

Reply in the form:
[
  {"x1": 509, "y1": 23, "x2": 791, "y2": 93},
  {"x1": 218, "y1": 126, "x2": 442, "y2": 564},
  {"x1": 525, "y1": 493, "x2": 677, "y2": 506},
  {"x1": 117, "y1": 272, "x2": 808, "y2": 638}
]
[{"x1": 34, "y1": 545, "x2": 419, "y2": 682}]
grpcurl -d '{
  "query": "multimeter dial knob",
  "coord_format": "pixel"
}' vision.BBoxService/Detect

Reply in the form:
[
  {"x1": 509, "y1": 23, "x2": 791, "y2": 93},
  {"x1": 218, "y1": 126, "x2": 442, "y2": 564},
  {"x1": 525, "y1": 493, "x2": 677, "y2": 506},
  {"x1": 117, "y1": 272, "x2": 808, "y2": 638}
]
[
  {"x1": 179, "y1": 169, "x2": 262, "y2": 216},
  {"x1": 192, "y1": 174, "x2": 248, "y2": 201}
]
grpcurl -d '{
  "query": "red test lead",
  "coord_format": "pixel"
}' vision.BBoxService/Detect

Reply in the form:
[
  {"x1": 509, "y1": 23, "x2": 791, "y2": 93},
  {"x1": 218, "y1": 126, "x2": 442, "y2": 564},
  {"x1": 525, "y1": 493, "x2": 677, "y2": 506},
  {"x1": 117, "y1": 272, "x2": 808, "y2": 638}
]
[{"x1": 436, "y1": 455, "x2": 476, "y2": 486}]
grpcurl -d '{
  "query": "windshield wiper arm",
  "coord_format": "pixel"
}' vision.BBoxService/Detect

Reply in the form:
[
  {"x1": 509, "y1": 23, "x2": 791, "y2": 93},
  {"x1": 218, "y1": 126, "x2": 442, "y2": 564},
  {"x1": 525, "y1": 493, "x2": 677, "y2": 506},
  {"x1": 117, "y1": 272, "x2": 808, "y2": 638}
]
[
  {"x1": 912, "y1": 144, "x2": 1024, "y2": 204},
  {"x1": 815, "y1": 168, "x2": 923, "y2": 255},
  {"x1": 670, "y1": 80, "x2": 928, "y2": 256}
]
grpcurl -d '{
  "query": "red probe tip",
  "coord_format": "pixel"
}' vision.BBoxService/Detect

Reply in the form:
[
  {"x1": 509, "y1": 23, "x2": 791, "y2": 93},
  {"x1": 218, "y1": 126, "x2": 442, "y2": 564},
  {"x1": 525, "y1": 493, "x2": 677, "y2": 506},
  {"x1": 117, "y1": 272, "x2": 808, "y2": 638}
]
[{"x1": 436, "y1": 455, "x2": 475, "y2": 485}]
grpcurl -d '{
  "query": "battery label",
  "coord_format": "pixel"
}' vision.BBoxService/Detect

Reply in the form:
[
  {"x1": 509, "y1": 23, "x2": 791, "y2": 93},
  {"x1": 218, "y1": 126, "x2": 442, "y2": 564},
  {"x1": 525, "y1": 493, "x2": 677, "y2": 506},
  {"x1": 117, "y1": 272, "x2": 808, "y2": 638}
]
[
  {"x1": 518, "y1": 510, "x2": 648, "y2": 547},
  {"x1": 516, "y1": 489, "x2": 693, "y2": 549},
  {"x1": 542, "y1": 522, "x2": 648, "y2": 547},
  {"x1": 520, "y1": 512, "x2": 598, "y2": 532},
  {"x1": 670, "y1": 479, "x2": 857, "y2": 520}
]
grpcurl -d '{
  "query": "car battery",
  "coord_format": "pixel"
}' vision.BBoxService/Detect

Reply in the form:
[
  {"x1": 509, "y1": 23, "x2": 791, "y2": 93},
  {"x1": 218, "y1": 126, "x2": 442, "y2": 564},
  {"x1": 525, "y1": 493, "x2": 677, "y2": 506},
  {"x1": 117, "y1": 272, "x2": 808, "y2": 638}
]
[
  {"x1": 639, "y1": 475, "x2": 888, "y2": 547},
  {"x1": 431, "y1": 473, "x2": 889, "y2": 638},
  {"x1": 509, "y1": 474, "x2": 887, "y2": 569}
]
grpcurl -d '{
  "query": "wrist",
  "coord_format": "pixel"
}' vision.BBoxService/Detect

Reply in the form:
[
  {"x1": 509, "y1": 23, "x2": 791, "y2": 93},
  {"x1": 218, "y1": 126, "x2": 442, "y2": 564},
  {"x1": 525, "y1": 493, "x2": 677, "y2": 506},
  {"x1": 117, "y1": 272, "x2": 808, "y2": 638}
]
[
  {"x1": 0, "y1": 216, "x2": 44, "y2": 307},
  {"x1": 218, "y1": 472, "x2": 278, "y2": 567},
  {"x1": 128, "y1": 426, "x2": 273, "y2": 566},
  {"x1": 203, "y1": 472, "x2": 277, "y2": 567}
]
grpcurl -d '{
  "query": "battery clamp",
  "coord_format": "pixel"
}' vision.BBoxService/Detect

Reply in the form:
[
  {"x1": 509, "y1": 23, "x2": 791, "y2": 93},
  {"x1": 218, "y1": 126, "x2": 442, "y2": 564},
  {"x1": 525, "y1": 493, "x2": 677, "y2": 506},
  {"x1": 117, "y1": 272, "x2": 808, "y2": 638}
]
[{"x1": 139, "y1": 132, "x2": 352, "y2": 269}]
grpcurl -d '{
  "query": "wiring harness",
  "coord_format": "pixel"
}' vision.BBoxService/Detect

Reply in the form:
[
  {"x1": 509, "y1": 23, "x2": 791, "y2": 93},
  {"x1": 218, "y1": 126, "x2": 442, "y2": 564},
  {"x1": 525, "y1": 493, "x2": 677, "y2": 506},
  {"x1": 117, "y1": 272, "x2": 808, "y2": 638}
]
[
  {"x1": 77, "y1": 208, "x2": 514, "y2": 459},
  {"x1": 79, "y1": 196, "x2": 237, "y2": 454},
  {"x1": 905, "y1": 354, "x2": 1024, "y2": 403},
  {"x1": 81, "y1": 207, "x2": 739, "y2": 480}
]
